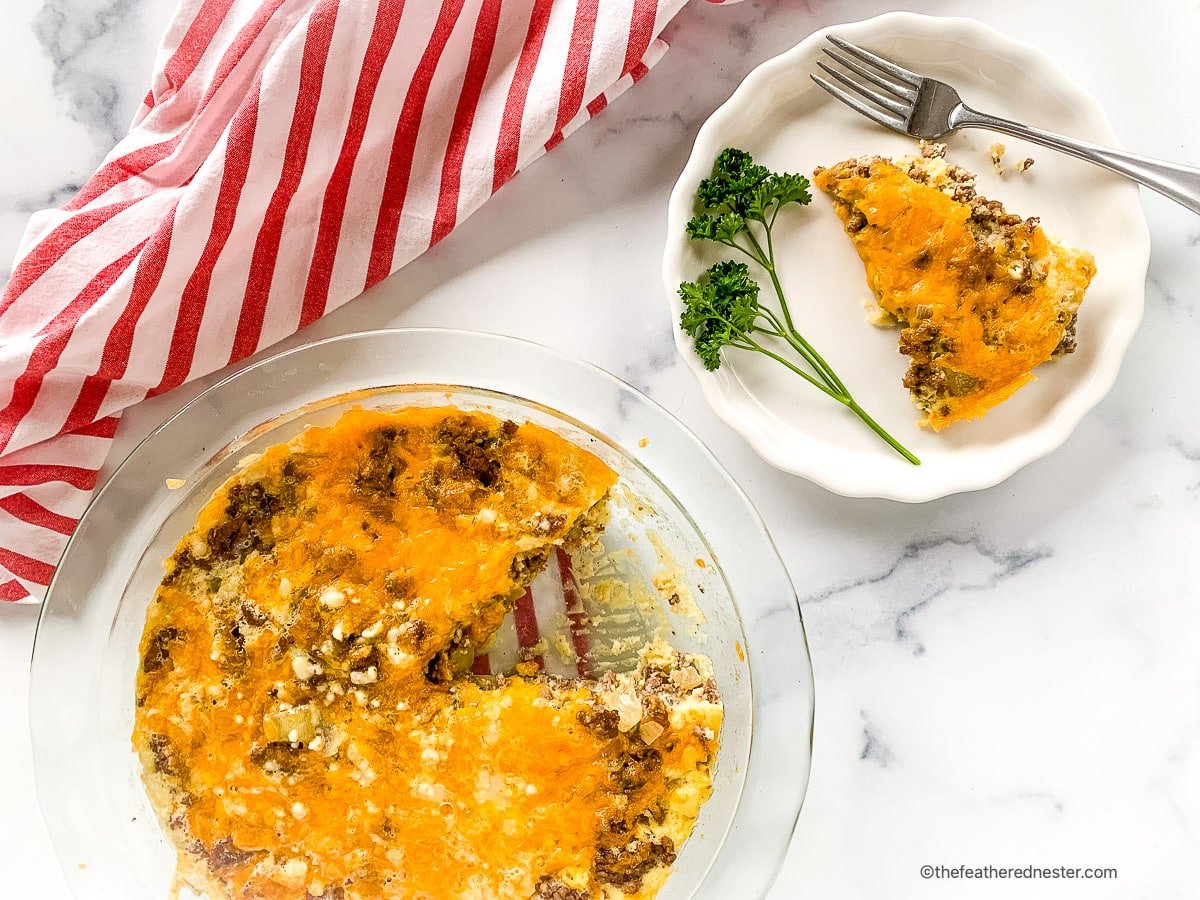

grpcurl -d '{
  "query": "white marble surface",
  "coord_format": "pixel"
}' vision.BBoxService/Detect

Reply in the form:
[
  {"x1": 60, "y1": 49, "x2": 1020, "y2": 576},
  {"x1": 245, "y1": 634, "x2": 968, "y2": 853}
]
[{"x1": 3, "y1": 0, "x2": 1199, "y2": 897}]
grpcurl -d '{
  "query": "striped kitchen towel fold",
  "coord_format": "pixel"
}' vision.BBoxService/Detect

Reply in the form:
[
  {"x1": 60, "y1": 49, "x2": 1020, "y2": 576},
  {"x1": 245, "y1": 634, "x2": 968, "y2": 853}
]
[{"x1": 0, "y1": 0, "x2": 737, "y2": 603}]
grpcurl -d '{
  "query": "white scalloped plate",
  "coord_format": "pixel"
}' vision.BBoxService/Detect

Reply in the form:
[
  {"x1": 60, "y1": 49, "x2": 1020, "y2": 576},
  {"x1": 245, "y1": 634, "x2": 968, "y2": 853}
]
[{"x1": 663, "y1": 12, "x2": 1149, "y2": 502}]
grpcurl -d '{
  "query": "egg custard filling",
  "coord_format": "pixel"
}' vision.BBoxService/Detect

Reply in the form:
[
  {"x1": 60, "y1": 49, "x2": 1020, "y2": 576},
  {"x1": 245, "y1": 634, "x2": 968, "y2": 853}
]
[
  {"x1": 133, "y1": 407, "x2": 722, "y2": 900},
  {"x1": 814, "y1": 143, "x2": 1096, "y2": 430}
]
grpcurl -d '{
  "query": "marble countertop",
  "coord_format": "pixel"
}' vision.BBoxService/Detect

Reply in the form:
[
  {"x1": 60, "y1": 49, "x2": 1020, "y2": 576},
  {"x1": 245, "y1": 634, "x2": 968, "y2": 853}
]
[{"x1": 3, "y1": 0, "x2": 1199, "y2": 897}]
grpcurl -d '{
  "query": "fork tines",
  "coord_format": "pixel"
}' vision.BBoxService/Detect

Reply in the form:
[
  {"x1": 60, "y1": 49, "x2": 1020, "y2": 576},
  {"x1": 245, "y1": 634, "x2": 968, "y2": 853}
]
[{"x1": 811, "y1": 35, "x2": 921, "y2": 133}]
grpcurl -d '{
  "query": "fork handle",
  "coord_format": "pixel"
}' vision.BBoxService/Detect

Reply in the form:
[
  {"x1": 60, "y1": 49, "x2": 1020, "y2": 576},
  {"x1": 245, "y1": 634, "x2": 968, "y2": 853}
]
[{"x1": 951, "y1": 105, "x2": 1200, "y2": 215}]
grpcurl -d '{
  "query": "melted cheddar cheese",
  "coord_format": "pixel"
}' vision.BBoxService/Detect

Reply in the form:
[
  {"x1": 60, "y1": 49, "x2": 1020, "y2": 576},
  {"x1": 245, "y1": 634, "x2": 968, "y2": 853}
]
[
  {"x1": 815, "y1": 148, "x2": 1096, "y2": 430},
  {"x1": 133, "y1": 407, "x2": 721, "y2": 900}
]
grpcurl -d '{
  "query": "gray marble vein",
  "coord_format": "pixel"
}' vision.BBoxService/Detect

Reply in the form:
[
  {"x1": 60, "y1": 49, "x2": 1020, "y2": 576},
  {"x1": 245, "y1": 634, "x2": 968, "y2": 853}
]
[
  {"x1": 804, "y1": 535, "x2": 1052, "y2": 605},
  {"x1": 34, "y1": 0, "x2": 141, "y2": 146},
  {"x1": 859, "y1": 712, "x2": 896, "y2": 768}
]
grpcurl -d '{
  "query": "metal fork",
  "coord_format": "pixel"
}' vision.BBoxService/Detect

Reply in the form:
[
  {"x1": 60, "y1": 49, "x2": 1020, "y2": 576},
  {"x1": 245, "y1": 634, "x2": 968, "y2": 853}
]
[{"x1": 813, "y1": 35, "x2": 1200, "y2": 215}]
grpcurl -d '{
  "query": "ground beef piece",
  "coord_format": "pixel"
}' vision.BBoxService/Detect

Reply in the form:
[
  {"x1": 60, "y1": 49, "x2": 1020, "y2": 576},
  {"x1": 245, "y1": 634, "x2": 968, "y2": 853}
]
[
  {"x1": 347, "y1": 643, "x2": 380, "y2": 675},
  {"x1": 534, "y1": 876, "x2": 588, "y2": 900},
  {"x1": 510, "y1": 548, "x2": 550, "y2": 584},
  {"x1": 240, "y1": 601, "x2": 269, "y2": 628},
  {"x1": 968, "y1": 196, "x2": 1023, "y2": 228},
  {"x1": 611, "y1": 744, "x2": 662, "y2": 792},
  {"x1": 275, "y1": 630, "x2": 295, "y2": 658},
  {"x1": 315, "y1": 546, "x2": 360, "y2": 582},
  {"x1": 249, "y1": 743, "x2": 305, "y2": 775},
  {"x1": 426, "y1": 631, "x2": 473, "y2": 684},
  {"x1": 898, "y1": 321, "x2": 971, "y2": 411},
  {"x1": 902, "y1": 362, "x2": 980, "y2": 410},
  {"x1": 698, "y1": 677, "x2": 721, "y2": 705},
  {"x1": 383, "y1": 572, "x2": 415, "y2": 600},
  {"x1": 638, "y1": 665, "x2": 674, "y2": 697},
  {"x1": 577, "y1": 705, "x2": 620, "y2": 740},
  {"x1": 148, "y1": 733, "x2": 183, "y2": 778},
  {"x1": 205, "y1": 481, "x2": 282, "y2": 563},
  {"x1": 1053, "y1": 311, "x2": 1078, "y2": 358},
  {"x1": 207, "y1": 838, "x2": 256, "y2": 872},
  {"x1": 534, "y1": 513, "x2": 566, "y2": 535},
  {"x1": 306, "y1": 888, "x2": 345, "y2": 900},
  {"x1": 643, "y1": 798, "x2": 668, "y2": 824},
  {"x1": 418, "y1": 459, "x2": 487, "y2": 515},
  {"x1": 844, "y1": 209, "x2": 868, "y2": 233},
  {"x1": 902, "y1": 363, "x2": 941, "y2": 406},
  {"x1": 426, "y1": 652, "x2": 454, "y2": 684},
  {"x1": 434, "y1": 416, "x2": 517, "y2": 488},
  {"x1": 142, "y1": 627, "x2": 183, "y2": 674},
  {"x1": 638, "y1": 695, "x2": 670, "y2": 744},
  {"x1": 457, "y1": 442, "x2": 500, "y2": 485},
  {"x1": 355, "y1": 427, "x2": 408, "y2": 499},
  {"x1": 593, "y1": 836, "x2": 676, "y2": 893},
  {"x1": 898, "y1": 321, "x2": 956, "y2": 361},
  {"x1": 278, "y1": 458, "x2": 310, "y2": 504},
  {"x1": 641, "y1": 695, "x2": 669, "y2": 729},
  {"x1": 215, "y1": 623, "x2": 247, "y2": 675},
  {"x1": 403, "y1": 619, "x2": 429, "y2": 649},
  {"x1": 163, "y1": 548, "x2": 210, "y2": 584}
]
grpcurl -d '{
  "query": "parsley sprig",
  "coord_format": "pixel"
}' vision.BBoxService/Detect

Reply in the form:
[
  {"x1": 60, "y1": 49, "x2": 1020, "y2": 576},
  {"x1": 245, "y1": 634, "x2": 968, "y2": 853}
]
[{"x1": 680, "y1": 148, "x2": 919, "y2": 465}]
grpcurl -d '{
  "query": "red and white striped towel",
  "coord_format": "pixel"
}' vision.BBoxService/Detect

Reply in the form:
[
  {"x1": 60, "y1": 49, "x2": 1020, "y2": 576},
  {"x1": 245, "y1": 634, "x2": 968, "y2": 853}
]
[{"x1": 0, "y1": 0, "x2": 736, "y2": 603}]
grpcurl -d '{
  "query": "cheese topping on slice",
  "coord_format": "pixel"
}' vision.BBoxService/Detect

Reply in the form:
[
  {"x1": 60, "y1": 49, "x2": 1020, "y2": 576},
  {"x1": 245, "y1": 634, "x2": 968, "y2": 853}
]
[{"x1": 814, "y1": 145, "x2": 1096, "y2": 430}]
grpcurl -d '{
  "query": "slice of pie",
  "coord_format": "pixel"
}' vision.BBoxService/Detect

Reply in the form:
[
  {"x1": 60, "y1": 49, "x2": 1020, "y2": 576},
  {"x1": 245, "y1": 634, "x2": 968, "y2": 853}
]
[
  {"x1": 814, "y1": 144, "x2": 1096, "y2": 430},
  {"x1": 133, "y1": 406, "x2": 721, "y2": 899}
]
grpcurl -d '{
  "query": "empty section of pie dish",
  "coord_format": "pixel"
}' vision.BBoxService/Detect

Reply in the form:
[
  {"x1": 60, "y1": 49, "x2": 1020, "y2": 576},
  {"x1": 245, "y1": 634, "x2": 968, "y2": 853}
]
[{"x1": 29, "y1": 329, "x2": 813, "y2": 899}]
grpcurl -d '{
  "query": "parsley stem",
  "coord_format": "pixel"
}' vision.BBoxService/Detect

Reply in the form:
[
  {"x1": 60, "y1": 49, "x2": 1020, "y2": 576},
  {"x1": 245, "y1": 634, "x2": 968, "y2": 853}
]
[
  {"x1": 749, "y1": 343, "x2": 840, "y2": 399},
  {"x1": 758, "y1": 309, "x2": 828, "y2": 382},
  {"x1": 845, "y1": 398, "x2": 922, "y2": 466},
  {"x1": 725, "y1": 236, "x2": 851, "y2": 397},
  {"x1": 759, "y1": 317, "x2": 919, "y2": 464},
  {"x1": 759, "y1": 259, "x2": 850, "y2": 397},
  {"x1": 753, "y1": 250, "x2": 849, "y2": 398},
  {"x1": 753, "y1": 344, "x2": 919, "y2": 463},
  {"x1": 710, "y1": 309, "x2": 834, "y2": 397},
  {"x1": 742, "y1": 229, "x2": 771, "y2": 271},
  {"x1": 740, "y1": 219, "x2": 851, "y2": 397},
  {"x1": 718, "y1": 239, "x2": 766, "y2": 268}
]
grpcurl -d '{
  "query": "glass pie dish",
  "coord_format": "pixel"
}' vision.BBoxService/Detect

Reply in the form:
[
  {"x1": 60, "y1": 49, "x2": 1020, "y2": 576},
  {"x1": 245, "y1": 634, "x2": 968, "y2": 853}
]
[{"x1": 29, "y1": 329, "x2": 814, "y2": 899}]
